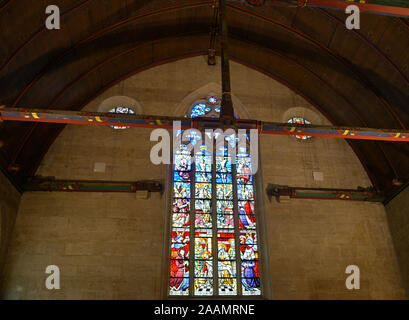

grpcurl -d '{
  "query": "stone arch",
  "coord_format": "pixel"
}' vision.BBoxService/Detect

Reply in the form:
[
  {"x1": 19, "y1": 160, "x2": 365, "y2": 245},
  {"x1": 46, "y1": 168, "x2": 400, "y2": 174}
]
[
  {"x1": 281, "y1": 106, "x2": 326, "y2": 126},
  {"x1": 97, "y1": 95, "x2": 143, "y2": 114},
  {"x1": 174, "y1": 82, "x2": 251, "y2": 119}
]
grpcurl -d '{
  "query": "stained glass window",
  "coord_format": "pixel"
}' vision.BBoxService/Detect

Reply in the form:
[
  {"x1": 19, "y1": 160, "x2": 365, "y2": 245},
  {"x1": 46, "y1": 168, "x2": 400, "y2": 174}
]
[
  {"x1": 109, "y1": 106, "x2": 136, "y2": 130},
  {"x1": 188, "y1": 96, "x2": 221, "y2": 118},
  {"x1": 169, "y1": 98, "x2": 262, "y2": 297},
  {"x1": 287, "y1": 117, "x2": 312, "y2": 140}
]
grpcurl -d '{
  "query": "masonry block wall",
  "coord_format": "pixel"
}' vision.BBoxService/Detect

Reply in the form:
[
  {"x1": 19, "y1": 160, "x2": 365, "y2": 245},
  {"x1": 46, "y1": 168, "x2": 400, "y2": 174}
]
[
  {"x1": 385, "y1": 186, "x2": 409, "y2": 299},
  {"x1": 0, "y1": 57, "x2": 405, "y2": 299},
  {"x1": 0, "y1": 171, "x2": 21, "y2": 281}
]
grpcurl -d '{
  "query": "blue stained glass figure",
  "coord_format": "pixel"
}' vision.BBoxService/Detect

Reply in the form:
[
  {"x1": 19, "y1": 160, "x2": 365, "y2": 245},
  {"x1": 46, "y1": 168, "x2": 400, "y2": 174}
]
[
  {"x1": 195, "y1": 172, "x2": 212, "y2": 183},
  {"x1": 191, "y1": 103, "x2": 208, "y2": 118},
  {"x1": 184, "y1": 130, "x2": 202, "y2": 146},
  {"x1": 174, "y1": 171, "x2": 190, "y2": 182},
  {"x1": 216, "y1": 173, "x2": 233, "y2": 184},
  {"x1": 216, "y1": 157, "x2": 232, "y2": 173},
  {"x1": 225, "y1": 134, "x2": 239, "y2": 149}
]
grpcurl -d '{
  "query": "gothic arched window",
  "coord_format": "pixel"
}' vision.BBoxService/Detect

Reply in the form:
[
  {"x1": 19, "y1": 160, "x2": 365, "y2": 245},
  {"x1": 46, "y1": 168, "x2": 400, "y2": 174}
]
[
  {"x1": 169, "y1": 97, "x2": 262, "y2": 297},
  {"x1": 287, "y1": 117, "x2": 312, "y2": 140}
]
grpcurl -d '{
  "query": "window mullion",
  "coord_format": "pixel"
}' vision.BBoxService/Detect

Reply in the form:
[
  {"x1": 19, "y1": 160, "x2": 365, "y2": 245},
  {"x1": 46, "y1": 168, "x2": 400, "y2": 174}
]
[
  {"x1": 189, "y1": 151, "x2": 195, "y2": 297},
  {"x1": 211, "y1": 132, "x2": 218, "y2": 297},
  {"x1": 232, "y1": 130, "x2": 243, "y2": 297}
]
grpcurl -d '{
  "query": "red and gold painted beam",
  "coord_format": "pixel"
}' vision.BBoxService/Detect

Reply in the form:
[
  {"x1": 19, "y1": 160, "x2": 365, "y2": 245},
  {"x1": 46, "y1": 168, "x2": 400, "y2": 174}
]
[
  {"x1": 266, "y1": 184, "x2": 384, "y2": 202},
  {"x1": 23, "y1": 179, "x2": 162, "y2": 193},
  {"x1": 267, "y1": 0, "x2": 409, "y2": 17},
  {"x1": 1, "y1": 107, "x2": 409, "y2": 142}
]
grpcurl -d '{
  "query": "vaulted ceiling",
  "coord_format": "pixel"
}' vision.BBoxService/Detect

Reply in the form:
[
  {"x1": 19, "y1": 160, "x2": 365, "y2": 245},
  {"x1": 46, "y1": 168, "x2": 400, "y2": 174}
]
[{"x1": 0, "y1": 0, "x2": 408, "y2": 198}]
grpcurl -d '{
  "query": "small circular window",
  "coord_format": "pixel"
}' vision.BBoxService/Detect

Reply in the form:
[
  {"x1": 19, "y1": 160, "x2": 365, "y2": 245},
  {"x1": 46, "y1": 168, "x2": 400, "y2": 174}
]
[
  {"x1": 109, "y1": 106, "x2": 136, "y2": 130},
  {"x1": 287, "y1": 117, "x2": 312, "y2": 140}
]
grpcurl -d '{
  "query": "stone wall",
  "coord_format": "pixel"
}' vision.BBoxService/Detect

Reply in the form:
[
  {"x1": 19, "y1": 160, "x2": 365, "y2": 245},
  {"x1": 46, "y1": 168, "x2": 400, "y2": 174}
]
[
  {"x1": 0, "y1": 170, "x2": 21, "y2": 284},
  {"x1": 385, "y1": 185, "x2": 409, "y2": 299},
  {"x1": 0, "y1": 56, "x2": 405, "y2": 299}
]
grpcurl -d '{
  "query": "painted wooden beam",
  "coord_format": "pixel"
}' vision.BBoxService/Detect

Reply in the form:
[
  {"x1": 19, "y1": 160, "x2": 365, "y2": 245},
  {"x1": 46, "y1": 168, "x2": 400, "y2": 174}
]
[
  {"x1": 266, "y1": 184, "x2": 384, "y2": 202},
  {"x1": 294, "y1": 0, "x2": 409, "y2": 17},
  {"x1": 23, "y1": 178, "x2": 162, "y2": 193},
  {"x1": 237, "y1": 0, "x2": 409, "y2": 17},
  {"x1": 1, "y1": 107, "x2": 409, "y2": 141}
]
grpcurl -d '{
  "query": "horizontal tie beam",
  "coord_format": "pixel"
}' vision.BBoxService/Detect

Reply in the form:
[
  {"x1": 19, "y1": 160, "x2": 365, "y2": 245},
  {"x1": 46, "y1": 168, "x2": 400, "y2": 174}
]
[
  {"x1": 23, "y1": 178, "x2": 162, "y2": 193},
  {"x1": 292, "y1": 0, "x2": 409, "y2": 17},
  {"x1": 266, "y1": 183, "x2": 384, "y2": 202},
  {"x1": 1, "y1": 106, "x2": 409, "y2": 142}
]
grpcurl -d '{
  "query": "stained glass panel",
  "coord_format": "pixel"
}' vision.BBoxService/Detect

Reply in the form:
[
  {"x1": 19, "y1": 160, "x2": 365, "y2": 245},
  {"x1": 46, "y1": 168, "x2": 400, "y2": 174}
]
[
  {"x1": 288, "y1": 117, "x2": 312, "y2": 140},
  {"x1": 218, "y1": 278, "x2": 237, "y2": 295},
  {"x1": 195, "y1": 183, "x2": 212, "y2": 199},
  {"x1": 241, "y1": 261, "x2": 259, "y2": 278},
  {"x1": 217, "y1": 232, "x2": 236, "y2": 260},
  {"x1": 169, "y1": 277, "x2": 189, "y2": 295},
  {"x1": 242, "y1": 278, "x2": 261, "y2": 296},
  {"x1": 195, "y1": 230, "x2": 213, "y2": 259},
  {"x1": 240, "y1": 231, "x2": 259, "y2": 260},
  {"x1": 236, "y1": 157, "x2": 252, "y2": 175},
  {"x1": 216, "y1": 173, "x2": 233, "y2": 184},
  {"x1": 174, "y1": 171, "x2": 191, "y2": 182},
  {"x1": 194, "y1": 278, "x2": 213, "y2": 296},
  {"x1": 191, "y1": 103, "x2": 209, "y2": 118},
  {"x1": 172, "y1": 213, "x2": 190, "y2": 228},
  {"x1": 216, "y1": 184, "x2": 233, "y2": 199},
  {"x1": 216, "y1": 157, "x2": 232, "y2": 173},
  {"x1": 195, "y1": 172, "x2": 212, "y2": 183},
  {"x1": 237, "y1": 174, "x2": 253, "y2": 185},
  {"x1": 171, "y1": 229, "x2": 190, "y2": 257},
  {"x1": 195, "y1": 200, "x2": 212, "y2": 214},
  {"x1": 174, "y1": 154, "x2": 191, "y2": 171},
  {"x1": 217, "y1": 213, "x2": 234, "y2": 229},
  {"x1": 195, "y1": 261, "x2": 213, "y2": 278},
  {"x1": 172, "y1": 199, "x2": 190, "y2": 213},
  {"x1": 109, "y1": 106, "x2": 136, "y2": 130},
  {"x1": 237, "y1": 184, "x2": 254, "y2": 200},
  {"x1": 238, "y1": 201, "x2": 256, "y2": 229},
  {"x1": 218, "y1": 260, "x2": 237, "y2": 278},
  {"x1": 195, "y1": 214, "x2": 212, "y2": 229},
  {"x1": 195, "y1": 156, "x2": 212, "y2": 172},
  {"x1": 174, "y1": 182, "x2": 191, "y2": 198},
  {"x1": 216, "y1": 200, "x2": 233, "y2": 214}
]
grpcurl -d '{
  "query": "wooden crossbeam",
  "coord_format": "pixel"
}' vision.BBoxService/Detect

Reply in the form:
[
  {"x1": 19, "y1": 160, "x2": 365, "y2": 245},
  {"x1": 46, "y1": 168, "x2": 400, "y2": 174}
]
[
  {"x1": 1, "y1": 107, "x2": 409, "y2": 141},
  {"x1": 269, "y1": 0, "x2": 409, "y2": 17},
  {"x1": 23, "y1": 178, "x2": 162, "y2": 193},
  {"x1": 266, "y1": 183, "x2": 384, "y2": 202}
]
